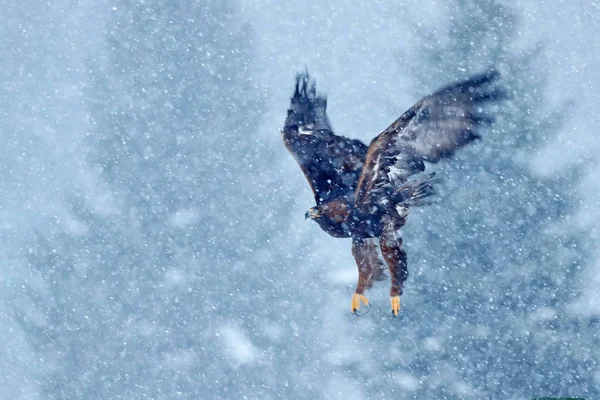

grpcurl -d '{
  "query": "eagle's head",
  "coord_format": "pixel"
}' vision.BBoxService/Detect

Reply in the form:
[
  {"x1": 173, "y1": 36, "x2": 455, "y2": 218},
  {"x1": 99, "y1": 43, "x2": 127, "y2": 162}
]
[
  {"x1": 305, "y1": 202, "x2": 350, "y2": 223},
  {"x1": 304, "y1": 206, "x2": 322, "y2": 220},
  {"x1": 304, "y1": 202, "x2": 353, "y2": 237}
]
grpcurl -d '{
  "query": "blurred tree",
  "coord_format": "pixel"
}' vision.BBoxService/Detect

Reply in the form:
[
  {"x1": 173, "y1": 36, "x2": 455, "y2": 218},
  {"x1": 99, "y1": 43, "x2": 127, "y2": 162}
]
[
  {"x1": 385, "y1": 0, "x2": 598, "y2": 398},
  {"x1": 14, "y1": 0, "x2": 292, "y2": 398}
]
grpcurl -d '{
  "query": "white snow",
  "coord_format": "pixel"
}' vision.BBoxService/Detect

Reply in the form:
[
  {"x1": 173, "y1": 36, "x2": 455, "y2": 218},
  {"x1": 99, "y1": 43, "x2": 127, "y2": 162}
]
[
  {"x1": 391, "y1": 371, "x2": 420, "y2": 391},
  {"x1": 168, "y1": 208, "x2": 201, "y2": 229},
  {"x1": 219, "y1": 324, "x2": 260, "y2": 367}
]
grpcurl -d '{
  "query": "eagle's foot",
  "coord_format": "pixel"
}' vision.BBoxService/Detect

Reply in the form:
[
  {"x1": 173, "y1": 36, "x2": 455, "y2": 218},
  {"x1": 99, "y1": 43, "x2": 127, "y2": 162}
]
[
  {"x1": 351, "y1": 293, "x2": 370, "y2": 316},
  {"x1": 391, "y1": 296, "x2": 401, "y2": 317}
]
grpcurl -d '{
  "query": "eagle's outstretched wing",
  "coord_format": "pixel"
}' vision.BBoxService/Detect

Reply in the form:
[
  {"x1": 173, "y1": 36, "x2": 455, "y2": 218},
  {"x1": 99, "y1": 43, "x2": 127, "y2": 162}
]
[
  {"x1": 354, "y1": 70, "x2": 503, "y2": 212},
  {"x1": 283, "y1": 72, "x2": 368, "y2": 204}
]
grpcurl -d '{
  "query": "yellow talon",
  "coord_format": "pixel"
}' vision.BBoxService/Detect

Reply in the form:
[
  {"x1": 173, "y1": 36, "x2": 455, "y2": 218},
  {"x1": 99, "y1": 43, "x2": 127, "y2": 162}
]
[
  {"x1": 351, "y1": 293, "x2": 369, "y2": 314},
  {"x1": 391, "y1": 296, "x2": 401, "y2": 317}
]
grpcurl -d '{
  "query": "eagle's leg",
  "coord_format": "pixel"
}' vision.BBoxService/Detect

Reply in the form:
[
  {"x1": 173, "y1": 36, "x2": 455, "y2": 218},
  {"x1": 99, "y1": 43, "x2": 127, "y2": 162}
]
[
  {"x1": 380, "y1": 225, "x2": 408, "y2": 317},
  {"x1": 350, "y1": 237, "x2": 376, "y2": 315}
]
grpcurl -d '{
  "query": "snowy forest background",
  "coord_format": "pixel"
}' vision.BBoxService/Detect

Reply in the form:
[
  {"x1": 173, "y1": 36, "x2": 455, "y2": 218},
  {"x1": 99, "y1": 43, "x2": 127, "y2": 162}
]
[{"x1": 1, "y1": 0, "x2": 599, "y2": 398}]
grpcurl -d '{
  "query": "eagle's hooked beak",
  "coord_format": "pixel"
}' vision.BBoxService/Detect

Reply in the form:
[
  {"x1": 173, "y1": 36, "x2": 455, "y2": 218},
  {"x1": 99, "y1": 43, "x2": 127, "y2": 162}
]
[{"x1": 305, "y1": 207, "x2": 320, "y2": 220}]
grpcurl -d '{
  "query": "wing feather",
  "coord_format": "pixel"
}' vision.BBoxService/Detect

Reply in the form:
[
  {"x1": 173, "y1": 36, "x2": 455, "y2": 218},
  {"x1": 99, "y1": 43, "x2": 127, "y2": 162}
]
[
  {"x1": 355, "y1": 70, "x2": 504, "y2": 211},
  {"x1": 283, "y1": 72, "x2": 368, "y2": 204}
]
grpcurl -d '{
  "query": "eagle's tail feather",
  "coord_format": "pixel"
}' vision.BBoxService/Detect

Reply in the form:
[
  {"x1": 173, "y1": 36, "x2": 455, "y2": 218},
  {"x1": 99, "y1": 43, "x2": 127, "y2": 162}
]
[
  {"x1": 392, "y1": 172, "x2": 438, "y2": 207},
  {"x1": 284, "y1": 71, "x2": 331, "y2": 133}
]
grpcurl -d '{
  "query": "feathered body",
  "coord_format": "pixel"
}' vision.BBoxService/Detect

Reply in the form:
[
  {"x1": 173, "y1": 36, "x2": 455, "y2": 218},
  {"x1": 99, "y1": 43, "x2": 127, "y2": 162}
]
[{"x1": 282, "y1": 71, "x2": 503, "y2": 315}]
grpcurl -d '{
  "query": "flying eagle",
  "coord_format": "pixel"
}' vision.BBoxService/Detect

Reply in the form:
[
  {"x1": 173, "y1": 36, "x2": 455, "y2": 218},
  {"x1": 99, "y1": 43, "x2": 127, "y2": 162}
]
[{"x1": 282, "y1": 70, "x2": 503, "y2": 316}]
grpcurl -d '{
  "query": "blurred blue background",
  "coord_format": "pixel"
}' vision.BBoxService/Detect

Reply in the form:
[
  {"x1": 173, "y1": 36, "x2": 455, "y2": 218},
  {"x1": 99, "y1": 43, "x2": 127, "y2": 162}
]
[{"x1": 1, "y1": 0, "x2": 599, "y2": 398}]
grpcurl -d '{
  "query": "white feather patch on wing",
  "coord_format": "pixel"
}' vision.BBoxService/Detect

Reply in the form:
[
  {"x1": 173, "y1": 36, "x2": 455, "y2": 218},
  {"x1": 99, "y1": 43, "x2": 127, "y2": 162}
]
[
  {"x1": 387, "y1": 164, "x2": 404, "y2": 186},
  {"x1": 395, "y1": 204, "x2": 409, "y2": 218},
  {"x1": 298, "y1": 125, "x2": 316, "y2": 135},
  {"x1": 386, "y1": 149, "x2": 419, "y2": 186},
  {"x1": 372, "y1": 154, "x2": 382, "y2": 182}
]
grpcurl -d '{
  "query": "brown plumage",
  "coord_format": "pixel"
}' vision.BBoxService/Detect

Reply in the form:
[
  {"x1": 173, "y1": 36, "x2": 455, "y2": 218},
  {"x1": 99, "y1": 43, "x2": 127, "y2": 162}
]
[{"x1": 283, "y1": 70, "x2": 504, "y2": 316}]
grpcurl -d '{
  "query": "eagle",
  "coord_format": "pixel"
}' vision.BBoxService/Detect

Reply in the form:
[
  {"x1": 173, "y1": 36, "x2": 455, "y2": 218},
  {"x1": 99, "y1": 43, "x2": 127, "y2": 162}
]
[{"x1": 282, "y1": 70, "x2": 503, "y2": 316}]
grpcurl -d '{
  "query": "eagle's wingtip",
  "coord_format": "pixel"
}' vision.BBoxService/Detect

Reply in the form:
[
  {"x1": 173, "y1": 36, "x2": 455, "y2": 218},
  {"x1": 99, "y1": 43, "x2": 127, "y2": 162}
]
[
  {"x1": 285, "y1": 69, "x2": 332, "y2": 132},
  {"x1": 294, "y1": 69, "x2": 316, "y2": 98}
]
